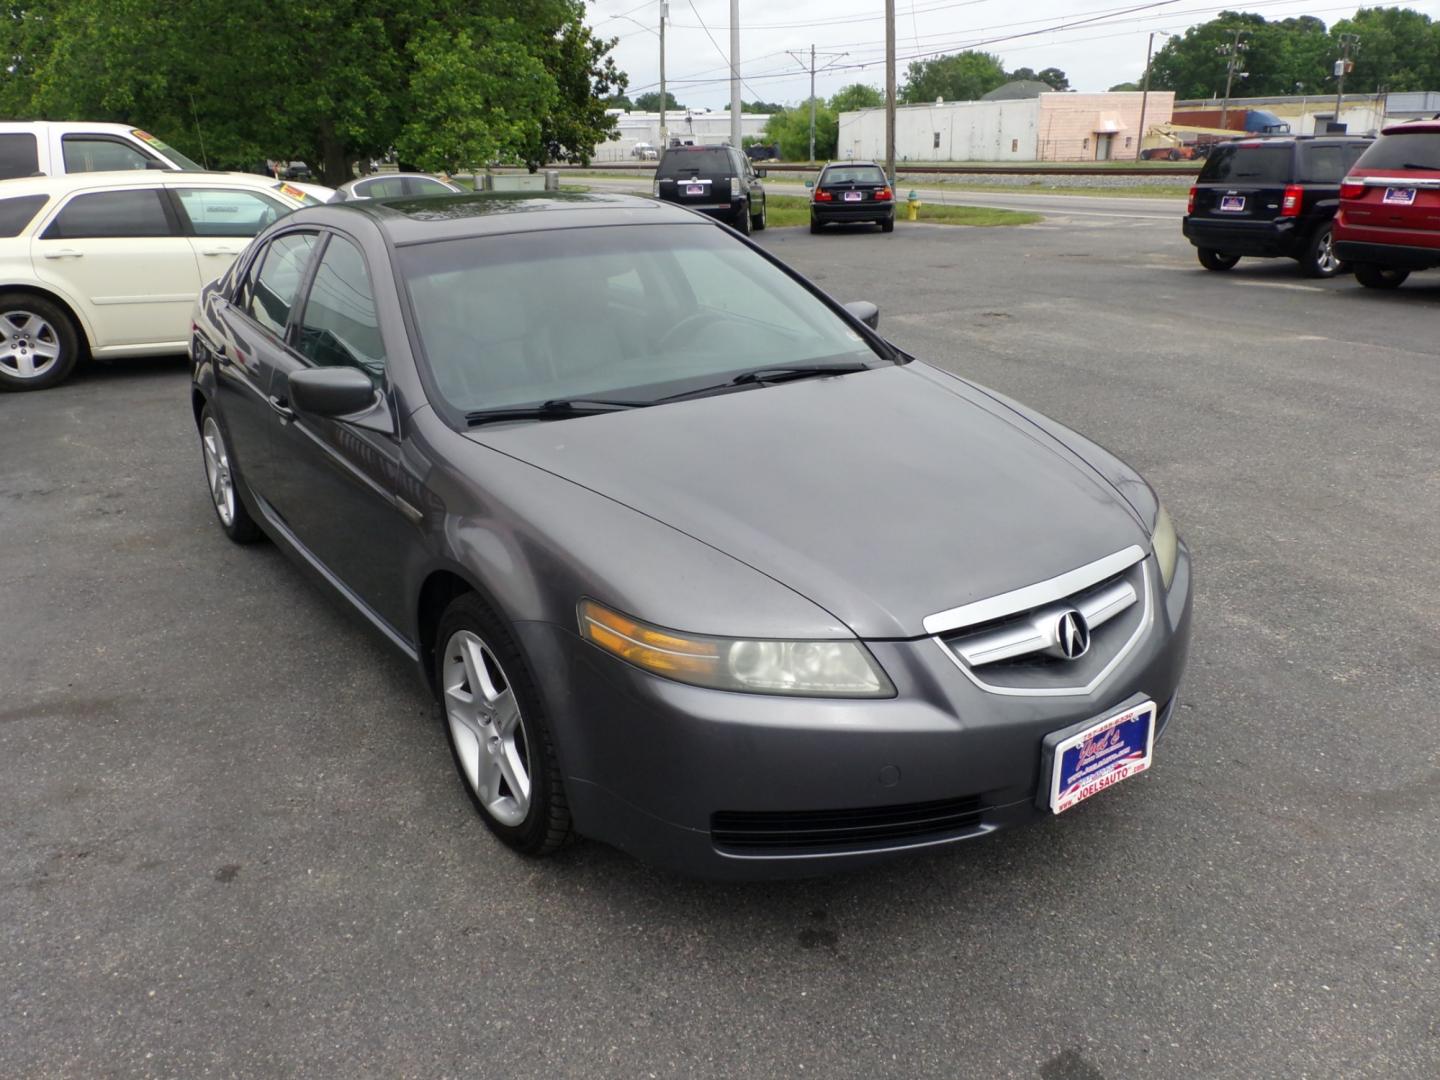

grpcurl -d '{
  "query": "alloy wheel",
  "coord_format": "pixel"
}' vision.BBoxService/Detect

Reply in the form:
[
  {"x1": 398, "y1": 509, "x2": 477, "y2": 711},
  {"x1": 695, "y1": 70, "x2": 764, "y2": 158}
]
[
  {"x1": 442, "y1": 629, "x2": 532, "y2": 827},
  {"x1": 0, "y1": 311, "x2": 61, "y2": 381},
  {"x1": 1316, "y1": 230, "x2": 1338, "y2": 275},
  {"x1": 201, "y1": 416, "x2": 236, "y2": 526}
]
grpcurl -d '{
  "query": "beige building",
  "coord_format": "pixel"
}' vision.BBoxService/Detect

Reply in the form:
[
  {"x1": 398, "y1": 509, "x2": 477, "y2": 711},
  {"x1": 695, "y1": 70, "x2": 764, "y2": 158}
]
[{"x1": 838, "y1": 91, "x2": 1176, "y2": 163}]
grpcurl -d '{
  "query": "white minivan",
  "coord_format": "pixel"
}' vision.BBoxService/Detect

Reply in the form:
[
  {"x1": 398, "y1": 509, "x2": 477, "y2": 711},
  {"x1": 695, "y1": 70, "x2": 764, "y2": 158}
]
[{"x1": 0, "y1": 121, "x2": 209, "y2": 179}]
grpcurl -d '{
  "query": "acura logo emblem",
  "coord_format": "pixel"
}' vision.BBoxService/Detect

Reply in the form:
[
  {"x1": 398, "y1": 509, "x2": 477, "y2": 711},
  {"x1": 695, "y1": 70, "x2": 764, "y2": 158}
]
[{"x1": 1056, "y1": 609, "x2": 1090, "y2": 660}]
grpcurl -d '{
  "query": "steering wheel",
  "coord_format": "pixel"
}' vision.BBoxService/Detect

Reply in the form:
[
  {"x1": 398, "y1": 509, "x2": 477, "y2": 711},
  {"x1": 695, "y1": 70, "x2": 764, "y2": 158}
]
[{"x1": 656, "y1": 309, "x2": 730, "y2": 352}]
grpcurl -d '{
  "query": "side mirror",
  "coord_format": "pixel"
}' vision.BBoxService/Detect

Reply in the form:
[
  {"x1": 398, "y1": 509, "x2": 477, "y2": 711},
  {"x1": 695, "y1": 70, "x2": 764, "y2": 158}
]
[
  {"x1": 844, "y1": 300, "x2": 879, "y2": 330},
  {"x1": 287, "y1": 367, "x2": 376, "y2": 417},
  {"x1": 804, "y1": 178, "x2": 814, "y2": 189},
  {"x1": 756, "y1": 168, "x2": 767, "y2": 178}
]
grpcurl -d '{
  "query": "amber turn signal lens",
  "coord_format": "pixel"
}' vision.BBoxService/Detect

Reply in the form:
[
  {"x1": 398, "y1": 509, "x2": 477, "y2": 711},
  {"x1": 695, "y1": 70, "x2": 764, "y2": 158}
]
[{"x1": 578, "y1": 600, "x2": 719, "y2": 676}]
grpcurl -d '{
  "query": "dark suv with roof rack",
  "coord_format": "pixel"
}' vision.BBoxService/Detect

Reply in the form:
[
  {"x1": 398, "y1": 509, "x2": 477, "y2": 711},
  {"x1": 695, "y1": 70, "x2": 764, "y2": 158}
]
[
  {"x1": 652, "y1": 144, "x2": 766, "y2": 235},
  {"x1": 1182, "y1": 135, "x2": 1371, "y2": 277}
]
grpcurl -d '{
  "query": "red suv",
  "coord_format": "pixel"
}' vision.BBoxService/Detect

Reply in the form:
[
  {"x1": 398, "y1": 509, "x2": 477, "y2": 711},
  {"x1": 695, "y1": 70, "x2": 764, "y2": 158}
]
[{"x1": 1333, "y1": 120, "x2": 1440, "y2": 288}]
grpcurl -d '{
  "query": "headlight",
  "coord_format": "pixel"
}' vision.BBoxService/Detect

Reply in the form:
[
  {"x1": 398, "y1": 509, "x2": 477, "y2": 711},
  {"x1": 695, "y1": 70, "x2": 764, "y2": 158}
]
[
  {"x1": 578, "y1": 600, "x2": 894, "y2": 698},
  {"x1": 1152, "y1": 504, "x2": 1179, "y2": 590}
]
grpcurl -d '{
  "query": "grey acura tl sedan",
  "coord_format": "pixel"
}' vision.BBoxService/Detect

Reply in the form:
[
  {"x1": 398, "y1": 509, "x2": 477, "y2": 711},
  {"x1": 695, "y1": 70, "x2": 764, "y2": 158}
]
[{"x1": 190, "y1": 191, "x2": 1192, "y2": 878}]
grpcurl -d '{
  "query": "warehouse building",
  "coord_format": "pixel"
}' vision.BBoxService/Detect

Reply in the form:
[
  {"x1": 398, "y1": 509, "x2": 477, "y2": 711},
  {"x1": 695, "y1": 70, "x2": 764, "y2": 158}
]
[{"x1": 838, "y1": 89, "x2": 1176, "y2": 163}]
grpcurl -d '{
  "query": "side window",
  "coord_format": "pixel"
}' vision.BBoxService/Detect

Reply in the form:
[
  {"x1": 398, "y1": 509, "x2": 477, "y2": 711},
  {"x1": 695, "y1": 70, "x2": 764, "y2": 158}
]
[
  {"x1": 61, "y1": 136, "x2": 159, "y2": 173},
  {"x1": 245, "y1": 232, "x2": 318, "y2": 337},
  {"x1": 174, "y1": 188, "x2": 287, "y2": 236},
  {"x1": 0, "y1": 133, "x2": 39, "y2": 179},
  {"x1": 41, "y1": 189, "x2": 173, "y2": 239},
  {"x1": 1301, "y1": 145, "x2": 1351, "y2": 183},
  {"x1": 296, "y1": 235, "x2": 385, "y2": 382},
  {"x1": 0, "y1": 195, "x2": 49, "y2": 237},
  {"x1": 360, "y1": 177, "x2": 407, "y2": 199}
]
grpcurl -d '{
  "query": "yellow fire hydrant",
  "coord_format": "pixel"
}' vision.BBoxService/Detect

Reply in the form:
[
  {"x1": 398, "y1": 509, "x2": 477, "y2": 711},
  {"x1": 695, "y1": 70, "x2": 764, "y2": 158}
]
[{"x1": 906, "y1": 190, "x2": 921, "y2": 221}]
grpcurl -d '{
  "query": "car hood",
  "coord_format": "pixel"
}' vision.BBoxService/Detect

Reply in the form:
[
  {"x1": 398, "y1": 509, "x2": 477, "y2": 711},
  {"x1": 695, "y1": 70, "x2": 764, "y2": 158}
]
[{"x1": 467, "y1": 364, "x2": 1149, "y2": 639}]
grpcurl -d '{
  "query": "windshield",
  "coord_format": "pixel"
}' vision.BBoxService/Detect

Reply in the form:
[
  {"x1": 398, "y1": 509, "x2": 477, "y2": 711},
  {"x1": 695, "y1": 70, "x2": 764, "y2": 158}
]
[
  {"x1": 399, "y1": 223, "x2": 883, "y2": 414},
  {"x1": 130, "y1": 129, "x2": 205, "y2": 171},
  {"x1": 657, "y1": 149, "x2": 732, "y2": 177},
  {"x1": 1355, "y1": 132, "x2": 1440, "y2": 171},
  {"x1": 821, "y1": 166, "x2": 887, "y2": 185}
]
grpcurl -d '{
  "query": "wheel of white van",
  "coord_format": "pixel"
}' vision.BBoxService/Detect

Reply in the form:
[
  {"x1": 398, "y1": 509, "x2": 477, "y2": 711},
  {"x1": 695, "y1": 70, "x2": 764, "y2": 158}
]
[
  {"x1": 1354, "y1": 264, "x2": 1409, "y2": 290},
  {"x1": 735, "y1": 199, "x2": 753, "y2": 236},
  {"x1": 199, "y1": 404, "x2": 261, "y2": 544},
  {"x1": 1197, "y1": 248, "x2": 1240, "y2": 272},
  {"x1": 436, "y1": 593, "x2": 572, "y2": 855},
  {"x1": 752, "y1": 196, "x2": 767, "y2": 231},
  {"x1": 0, "y1": 294, "x2": 80, "y2": 392},
  {"x1": 1300, "y1": 225, "x2": 1341, "y2": 278}
]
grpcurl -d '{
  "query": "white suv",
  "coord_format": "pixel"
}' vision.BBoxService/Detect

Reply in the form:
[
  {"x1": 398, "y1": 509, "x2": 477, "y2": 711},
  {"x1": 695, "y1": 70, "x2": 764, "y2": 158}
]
[
  {"x1": 0, "y1": 122, "x2": 209, "y2": 179},
  {"x1": 0, "y1": 172, "x2": 307, "y2": 391}
]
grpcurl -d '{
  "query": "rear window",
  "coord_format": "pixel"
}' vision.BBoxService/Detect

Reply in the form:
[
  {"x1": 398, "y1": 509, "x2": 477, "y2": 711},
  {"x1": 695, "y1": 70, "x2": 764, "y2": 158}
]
[
  {"x1": 1354, "y1": 132, "x2": 1440, "y2": 172},
  {"x1": 1198, "y1": 144, "x2": 1292, "y2": 185},
  {"x1": 658, "y1": 149, "x2": 732, "y2": 177},
  {"x1": 0, "y1": 194, "x2": 47, "y2": 236},
  {"x1": 1298, "y1": 142, "x2": 1368, "y2": 182},
  {"x1": 0, "y1": 133, "x2": 39, "y2": 180},
  {"x1": 821, "y1": 166, "x2": 887, "y2": 185}
]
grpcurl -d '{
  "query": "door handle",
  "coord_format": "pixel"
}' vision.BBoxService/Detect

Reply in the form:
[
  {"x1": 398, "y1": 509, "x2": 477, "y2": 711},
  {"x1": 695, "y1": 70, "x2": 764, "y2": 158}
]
[
  {"x1": 41, "y1": 248, "x2": 84, "y2": 259},
  {"x1": 267, "y1": 394, "x2": 294, "y2": 420},
  {"x1": 198, "y1": 247, "x2": 240, "y2": 256}
]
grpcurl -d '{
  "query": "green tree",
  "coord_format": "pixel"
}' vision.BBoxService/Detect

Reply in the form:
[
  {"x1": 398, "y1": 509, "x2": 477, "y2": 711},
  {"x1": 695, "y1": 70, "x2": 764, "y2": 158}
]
[
  {"x1": 741, "y1": 99, "x2": 783, "y2": 113},
  {"x1": 763, "y1": 99, "x2": 837, "y2": 161},
  {"x1": 1036, "y1": 67, "x2": 1070, "y2": 91},
  {"x1": 829, "y1": 83, "x2": 883, "y2": 112},
  {"x1": 901, "y1": 51, "x2": 1007, "y2": 103},
  {"x1": 1108, "y1": 81, "x2": 1141, "y2": 92},
  {"x1": 633, "y1": 90, "x2": 684, "y2": 112},
  {"x1": 605, "y1": 93, "x2": 634, "y2": 109},
  {"x1": 1329, "y1": 7, "x2": 1440, "y2": 93}
]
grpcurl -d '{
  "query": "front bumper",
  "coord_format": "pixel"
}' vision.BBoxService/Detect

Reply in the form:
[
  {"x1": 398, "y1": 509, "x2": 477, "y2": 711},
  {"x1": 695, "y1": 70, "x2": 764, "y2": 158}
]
[
  {"x1": 1183, "y1": 215, "x2": 1300, "y2": 257},
  {"x1": 519, "y1": 545, "x2": 1192, "y2": 879}
]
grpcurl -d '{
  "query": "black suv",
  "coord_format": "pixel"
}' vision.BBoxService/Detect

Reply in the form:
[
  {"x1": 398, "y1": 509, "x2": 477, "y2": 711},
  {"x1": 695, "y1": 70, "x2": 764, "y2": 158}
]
[
  {"x1": 1182, "y1": 136, "x2": 1371, "y2": 277},
  {"x1": 653, "y1": 144, "x2": 766, "y2": 235}
]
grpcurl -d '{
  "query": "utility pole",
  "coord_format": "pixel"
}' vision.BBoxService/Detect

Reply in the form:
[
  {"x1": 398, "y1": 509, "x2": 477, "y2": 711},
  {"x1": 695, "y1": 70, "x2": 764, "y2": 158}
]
[
  {"x1": 729, "y1": 0, "x2": 741, "y2": 149},
  {"x1": 885, "y1": 0, "x2": 896, "y2": 184},
  {"x1": 785, "y1": 45, "x2": 848, "y2": 162},
  {"x1": 1333, "y1": 33, "x2": 1360, "y2": 132},
  {"x1": 1217, "y1": 28, "x2": 1249, "y2": 129},
  {"x1": 1135, "y1": 30, "x2": 1157, "y2": 161},
  {"x1": 658, "y1": 2, "x2": 668, "y2": 148}
]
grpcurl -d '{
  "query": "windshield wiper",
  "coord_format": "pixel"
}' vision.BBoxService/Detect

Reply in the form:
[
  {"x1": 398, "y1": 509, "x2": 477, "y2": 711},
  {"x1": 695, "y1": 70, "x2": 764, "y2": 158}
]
[
  {"x1": 465, "y1": 397, "x2": 647, "y2": 427},
  {"x1": 656, "y1": 362, "x2": 874, "y2": 403}
]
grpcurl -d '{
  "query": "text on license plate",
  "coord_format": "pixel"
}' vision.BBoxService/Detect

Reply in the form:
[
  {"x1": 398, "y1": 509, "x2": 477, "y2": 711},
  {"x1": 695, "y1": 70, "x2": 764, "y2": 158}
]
[
  {"x1": 1383, "y1": 187, "x2": 1417, "y2": 205},
  {"x1": 1219, "y1": 195, "x2": 1245, "y2": 212},
  {"x1": 1047, "y1": 701, "x2": 1156, "y2": 814},
  {"x1": 844, "y1": 190, "x2": 864, "y2": 201},
  {"x1": 685, "y1": 184, "x2": 705, "y2": 196}
]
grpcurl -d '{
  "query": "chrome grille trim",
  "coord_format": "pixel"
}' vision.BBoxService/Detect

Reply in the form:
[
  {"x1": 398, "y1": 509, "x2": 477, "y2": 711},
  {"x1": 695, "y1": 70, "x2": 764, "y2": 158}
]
[
  {"x1": 950, "y1": 575, "x2": 1138, "y2": 668},
  {"x1": 921, "y1": 544, "x2": 1147, "y2": 637}
]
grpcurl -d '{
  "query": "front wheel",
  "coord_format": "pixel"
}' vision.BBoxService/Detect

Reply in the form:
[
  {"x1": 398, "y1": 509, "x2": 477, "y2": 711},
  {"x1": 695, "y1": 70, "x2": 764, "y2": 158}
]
[
  {"x1": 752, "y1": 196, "x2": 766, "y2": 231},
  {"x1": 1299, "y1": 225, "x2": 1342, "y2": 278},
  {"x1": 1354, "y1": 264, "x2": 1409, "y2": 290},
  {"x1": 0, "y1": 293, "x2": 81, "y2": 392},
  {"x1": 1197, "y1": 248, "x2": 1240, "y2": 272},
  {"x1": 734, "y1": 200, "x2": 752, "y2": 236},
  {"x1": 199, "y1": 405, "x2": 261, "y2": 544},
  {"x1": 435, "y1": 593, "x2": 572, "y2": 856}
]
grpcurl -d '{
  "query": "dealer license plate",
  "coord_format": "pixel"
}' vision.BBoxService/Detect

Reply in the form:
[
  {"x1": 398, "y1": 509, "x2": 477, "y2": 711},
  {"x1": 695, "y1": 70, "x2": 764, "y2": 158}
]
[
  {"x1": 1219, "y1": 194, "x2": 1245, "y2": 212},
  {"x1": 685, "y1": 184, "x2": 705, "y2": 196},
  {"x1": 1383, "y1": 187, "x2": 1417, "y2": 206},
  {"x1": 1045, "y1": 701, "x2": 1156, "y2": 814},
  {"x1": 843, "y1": 190, "x2": 863, "y2": 202}
]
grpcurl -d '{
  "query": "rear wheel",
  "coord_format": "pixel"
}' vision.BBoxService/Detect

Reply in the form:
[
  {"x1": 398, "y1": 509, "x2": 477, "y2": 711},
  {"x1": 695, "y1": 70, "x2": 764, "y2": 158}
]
[
  {"x1": 1299, "y1": 225, "x2": 1342, "y2": 278},
  {"x1": 1354, "y1": 264, "x2": 1409, "y2": 289},
  {"x1": 1197, "y1": 248, "x2": 1240, "y2": 272},
  {"x1": 880, "y1": 214, "x2": 895, "y2": 233},
  {"x1": 734, "y1": 200, "x2": 752, "y2": 236},
  {"x1": 435, "y1": 593, "x2": 571, "y2": 856},
  {"x1": 0, "y1": 293, "x2": 81, "y2": 392},
  {"x1": 809, "y1": 214, "x2": 822, "y2": 234}
]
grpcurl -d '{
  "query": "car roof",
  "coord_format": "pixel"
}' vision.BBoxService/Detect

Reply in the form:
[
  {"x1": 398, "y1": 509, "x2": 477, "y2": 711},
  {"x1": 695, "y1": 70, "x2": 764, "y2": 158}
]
[
  {"x1": 287, "y1": 191, "x2": 707, "y2": 245},
  {"x1": 1224, "y1": 135, "x2": 1370, "y2": 148},
  {"x1": 1380, "y1": 119, "x2": 1440, "y2": 136},
  {"x1": 822, "y1": 161, "x2": 884, "y2": 168},
  {"x1": 662, "y1": 144, "x2": 734, "y2": 153},
  {"x1": 0, "y1": 120, "x2": 141, "y2": 136},
  {"x1": 338, "y1": 173, "x2": 456, "y2": 192},
  {"x1": 0, "y1": 170, "x2": 309, "y2": 197}
]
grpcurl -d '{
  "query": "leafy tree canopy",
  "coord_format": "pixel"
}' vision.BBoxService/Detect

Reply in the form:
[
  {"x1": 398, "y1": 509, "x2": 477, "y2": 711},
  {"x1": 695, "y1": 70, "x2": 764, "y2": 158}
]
[
  {"x1": 901, "y1": 51, "x2": 1007, "y2": 103},
  {"x1": 633, "y1": 90, "x2": 685, "y2": 112},
  {"x1": 763, "y1": 99, "x2": 837, "y2": 161},
  {"x1": 741, "y1": 99, "x2": 784, "y2": 113},
  {"x1": 1108, "y1": 81, "x2": 1142, "y2": 92},
  {"x1": 0, "y1": 0, "x2": 628, "y2": 182},
  {"x1": 1008, "y1": 66, "x2": 1071, "y2": 91},
  {"x1": 829, "y1": 83, "x2": 884, "y2": 112}
]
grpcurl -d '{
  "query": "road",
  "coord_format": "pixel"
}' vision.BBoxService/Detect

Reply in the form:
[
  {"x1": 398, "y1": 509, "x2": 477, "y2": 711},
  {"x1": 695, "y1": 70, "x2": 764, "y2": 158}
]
[
  {"x1": 573, "y1": 172, "x2": 1188, "y2": 222},
  {"x1": 4, "y1": 214, "x2": 1438, "y2": 1078}
]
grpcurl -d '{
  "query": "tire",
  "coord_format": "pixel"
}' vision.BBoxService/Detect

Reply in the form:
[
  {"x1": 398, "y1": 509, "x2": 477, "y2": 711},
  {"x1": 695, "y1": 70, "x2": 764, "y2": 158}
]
[
  {"x1": 435, "y1": 592, "x2": 572, "y2": 856},
  {"x1": 1197, "y1": 248, "x2": 1240, "y2": 272},
  {"x1": 880, "y1": 214, "x2": 895, "y2": 233},
  {"x1": 0, "y1": 292, "x2": 81, "y2": 392},
  {"x1": 735, "y1": 200, "x2": 752, "y2": 236},
  {"x1": 810, "y1": 214, "x2": 822, "y2": 234},
  {"x1": 1299, "y1": 224, "x2": 1342, "y2": 278},
  {"x1": 199, "y1": 404, "x2": 262, "y2": 544},
  {"x1": 1168, "y1": 149, "x2": 1182, "y2": 162},
  {"x1": 752, "y1": 196, "x2": 766, "y2": 231},
  {"x1": 1354, "y1": 264, "x2": 1410, "y2": 290}
]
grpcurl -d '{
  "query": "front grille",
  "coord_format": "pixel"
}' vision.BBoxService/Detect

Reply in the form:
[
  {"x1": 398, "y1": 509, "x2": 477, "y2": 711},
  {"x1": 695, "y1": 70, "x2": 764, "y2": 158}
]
[{"x1": 712, "y1": 796, "x2": 985, "y2": 854}]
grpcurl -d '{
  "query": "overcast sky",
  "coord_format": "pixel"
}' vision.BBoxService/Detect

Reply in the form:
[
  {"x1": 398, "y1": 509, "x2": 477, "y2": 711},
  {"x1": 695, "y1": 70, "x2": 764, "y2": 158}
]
[{"x1": 586, "y1": 0, "x2": 1440, "y2": 108}]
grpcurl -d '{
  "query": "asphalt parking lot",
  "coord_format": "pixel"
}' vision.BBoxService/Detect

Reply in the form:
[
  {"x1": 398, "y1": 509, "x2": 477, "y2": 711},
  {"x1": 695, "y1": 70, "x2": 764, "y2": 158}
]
[{"x1": 5, "y1": 214, "x2": 1439, "y2": 1079}]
